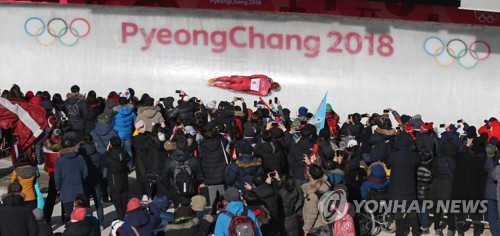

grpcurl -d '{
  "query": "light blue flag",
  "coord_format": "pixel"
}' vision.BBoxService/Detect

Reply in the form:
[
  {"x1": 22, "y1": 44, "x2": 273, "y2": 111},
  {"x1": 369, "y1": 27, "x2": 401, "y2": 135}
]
[{"x1": 308, "y1": 92, "x2": 328, "y2": 134}]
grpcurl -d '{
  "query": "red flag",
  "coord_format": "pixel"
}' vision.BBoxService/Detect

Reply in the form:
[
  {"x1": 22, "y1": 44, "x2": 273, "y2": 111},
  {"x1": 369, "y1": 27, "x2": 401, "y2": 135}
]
[{"x1": 0, "y1": 97, "x2": 47, "y2": 153}]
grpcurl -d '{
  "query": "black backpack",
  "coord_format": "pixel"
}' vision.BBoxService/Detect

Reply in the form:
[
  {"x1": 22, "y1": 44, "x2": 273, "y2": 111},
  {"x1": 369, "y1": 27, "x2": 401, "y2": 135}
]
[
  {"x1": 173, "y1": 160, "x2": 196, "y2": 196},
  {"x1": 67, "y1": 99, "x2": 82, "y2": 121}
]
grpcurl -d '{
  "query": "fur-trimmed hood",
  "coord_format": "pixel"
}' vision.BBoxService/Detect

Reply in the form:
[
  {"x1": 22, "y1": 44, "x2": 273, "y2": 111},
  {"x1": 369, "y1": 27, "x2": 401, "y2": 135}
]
[
  {"x1": 375, "y1": 127, "x2": 396, "y2": 136},
  {"x1": 138, "y1": 106, "x2": 161, "y2": 118},
  {"x1": 164, "y1": 217, "x2": 199, "y2": 232},
  {"x1": 301, "y1": 175, "x2": 329, "y2": 195},
  {"x1": 44, "y1": 139, "x2": 62, "y2": 152},
  {"x1": 59, "y1": 146, "x2": 79, "y2": 156},
  {"x1": 325, "y1": 168, "x2": 345, "y2": 176},
  {"x1": 236, "y1": 158, "x2": 262, "y2": 168},
  {"x1": 112, "y1": 103, "x2": 134, "y2": 113},
  {"x1": 66, "y1": 92, "x2": 83, "y2": 100}
]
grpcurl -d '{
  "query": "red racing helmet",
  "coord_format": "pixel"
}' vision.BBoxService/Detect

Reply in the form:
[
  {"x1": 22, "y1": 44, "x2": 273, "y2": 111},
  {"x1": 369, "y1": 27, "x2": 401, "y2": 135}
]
[{"x1": 271, "y1": 82, "x2": 281, "y2": 91}]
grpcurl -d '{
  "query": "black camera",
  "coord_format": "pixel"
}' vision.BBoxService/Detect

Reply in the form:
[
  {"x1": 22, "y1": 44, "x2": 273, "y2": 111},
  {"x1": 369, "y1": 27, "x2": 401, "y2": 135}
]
[
  {"x1": 175, "y1": 90, "x2": 181, "y2": 94},
  {"x1": 383, "y1": 109, "x2": 390, "y2": 113}
]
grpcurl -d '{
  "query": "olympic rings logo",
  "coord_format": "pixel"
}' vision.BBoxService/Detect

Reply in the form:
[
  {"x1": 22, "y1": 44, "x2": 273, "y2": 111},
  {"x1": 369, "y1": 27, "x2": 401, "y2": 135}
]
[
  {"x1": 423, "y1": 36, "x2": 490, "y2": 69},
  {"x1": 24, "y1": 17, "x2": 91, "y2": 47}
]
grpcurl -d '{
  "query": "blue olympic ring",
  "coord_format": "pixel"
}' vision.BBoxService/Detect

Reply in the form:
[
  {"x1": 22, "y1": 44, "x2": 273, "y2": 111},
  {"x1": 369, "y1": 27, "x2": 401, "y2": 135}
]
[
  {"x1": 24, "y1": 17, "x2": 45, "y2": 37},
  {"x1": 423, "y1": 36, "x2": 444, "y2": 57}
]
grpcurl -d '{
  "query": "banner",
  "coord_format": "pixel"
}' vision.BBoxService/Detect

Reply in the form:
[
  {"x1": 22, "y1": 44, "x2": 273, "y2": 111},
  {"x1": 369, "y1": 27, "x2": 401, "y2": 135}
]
[
  {"x1": 461, "y1": 0, "x2": 500, "y2": 13},
  {"x1": 2, "y1": 0, "x2": 500, "y2": 27},
  {"x1": 0, "y1": 4, "x2": 499, "y2": 126}
]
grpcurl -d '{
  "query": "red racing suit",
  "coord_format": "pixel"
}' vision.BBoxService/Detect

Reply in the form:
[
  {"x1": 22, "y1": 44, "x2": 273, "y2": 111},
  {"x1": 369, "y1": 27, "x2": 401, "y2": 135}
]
[{"x1": 212, "y1": 74, "x2": 273, "y2": 96}]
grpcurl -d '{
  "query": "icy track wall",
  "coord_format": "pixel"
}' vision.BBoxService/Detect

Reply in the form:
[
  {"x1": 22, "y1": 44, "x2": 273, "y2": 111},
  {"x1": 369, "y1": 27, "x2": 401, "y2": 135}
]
[{"x1": 0, "y1": 3, "x2": 499, "y2": 125}]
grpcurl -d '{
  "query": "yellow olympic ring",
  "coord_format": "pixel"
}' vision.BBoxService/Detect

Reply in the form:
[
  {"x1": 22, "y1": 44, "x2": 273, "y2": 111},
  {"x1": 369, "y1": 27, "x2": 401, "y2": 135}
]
[
  {"x1": 34, "y1": 27, "x2": 57, "y2": 47},
  {"x1": 434, "y1": 47, "x2": 455, "y2": 67}
]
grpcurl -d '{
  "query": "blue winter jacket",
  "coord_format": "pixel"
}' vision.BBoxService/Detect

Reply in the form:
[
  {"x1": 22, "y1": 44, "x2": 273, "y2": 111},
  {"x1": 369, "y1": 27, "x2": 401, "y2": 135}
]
[
  {"x1": 54, "y1": 147, "x2": 88, "y2": 203},
  {"x1": 91, "y1": 122, "x2": 118, "y2": 155},
  {"x1": 112, "y1": 107, "x2": 136, "y2": 140},
  {"x1": 360, "y1": 164, "x2": 390, "y2": 200},
  {"x1": 215, "y1": 201, "x2": 262, "y2": 236},
  {"x1": 120, "y1": 203, "x2": 162, "y2": 236}
]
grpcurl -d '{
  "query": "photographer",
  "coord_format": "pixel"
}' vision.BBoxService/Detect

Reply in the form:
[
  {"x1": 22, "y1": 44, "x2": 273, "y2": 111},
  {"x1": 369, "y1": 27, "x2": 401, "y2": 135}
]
[
  {"x1": 168, "y1": 90, "x2": 195, "y2": 123},
  {"x1": 120, "y1": 197, "x2": 162, "y2": 236}
]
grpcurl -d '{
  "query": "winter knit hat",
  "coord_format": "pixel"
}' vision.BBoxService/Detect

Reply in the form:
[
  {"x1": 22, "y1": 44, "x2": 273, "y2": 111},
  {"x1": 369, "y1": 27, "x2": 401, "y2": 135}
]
[
  {"x1": 486, "y1": 144, "x2": 497, "y2": 158},
  {"x1": 190, "y1": 195, "x2": 207, "y2": 212},
  {"x1": 448, "y1": 124, "x2": 458, "y2": 133},
  {"x1": 413, "y1": 114, "x2": 422, "y2": 120},
  {"x1": 400, "y1": 115, "x2": 412, "y2": 125},
  {"x1": 7, "y1": 182, "x2": 22, "y2": 194},
  {"x1": 25, "y1": 91, "x2": 34, "y2": 99},
  {"x1": 298, "y1": 107, "x2": 308, "y2": 117},
  {"x1": 224, "y1": 187, "x2": 241, "y2": 202},
  {"x1": 135, "y1": 120, "x2": 146, "y2": 133},
  {"x1": 174, "y1": 206, "x2": 195, "y2": 219},
  {"x1": 237, "y1": 140, "x2": 254, "y2": 155},
  {"x1": 127, "y1": 198, "x2": 142, "y2": 212},
  {"x1": 70, "y1": 207, "x2": 87, "y2": 221},
  {"x1": 52, "y1": 129, "x2": 62, "y2": 139},
  {"x1": 420, "y1": 122, "x2": 433, "y2": 133},
  {"x1": 32, "y1": 208, "x2": 44, "y2": 221},
  {"x1": 404, "y1": 124, "x2": 414, "y2": 133},
  {"x1": 183, "y1": 126, "x2": 196, "y2": 136},
  {"x1": 206, "y1": 100, "x2": 217, "y2": 110},
  {"x1": 326, "y1": 103, "x2": 333, "y2": 112}
]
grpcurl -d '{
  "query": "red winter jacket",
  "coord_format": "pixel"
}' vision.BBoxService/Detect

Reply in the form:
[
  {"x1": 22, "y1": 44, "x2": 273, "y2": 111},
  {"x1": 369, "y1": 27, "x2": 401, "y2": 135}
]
[{"x1": 43, "y1": 138, "x2": 61, "y2": 177}]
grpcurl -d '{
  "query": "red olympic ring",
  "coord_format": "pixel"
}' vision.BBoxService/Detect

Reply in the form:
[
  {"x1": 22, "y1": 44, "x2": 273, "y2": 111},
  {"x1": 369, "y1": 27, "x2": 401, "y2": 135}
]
[
  {"x1": 469, "y1": 40, "x2": 490, "y2": 61},
  {"x1": 69, "y1": 18, "x2": 91, "y2": 38}
]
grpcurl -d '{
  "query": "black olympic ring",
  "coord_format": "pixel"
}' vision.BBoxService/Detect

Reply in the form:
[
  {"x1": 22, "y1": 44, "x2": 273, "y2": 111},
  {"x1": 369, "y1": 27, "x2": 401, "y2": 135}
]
[
  {"x1": 446, "y1": 39, "x2": 467, "y2": 59},
  {"x1": 47, "y1": 18, "x2": 68, "y2": 38}
]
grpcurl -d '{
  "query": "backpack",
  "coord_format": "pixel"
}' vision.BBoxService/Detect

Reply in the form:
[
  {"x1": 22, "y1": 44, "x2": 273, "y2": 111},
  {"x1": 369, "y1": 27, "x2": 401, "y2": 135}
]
[
  {"x1": 173, "y1": 160, "x2": 195, "y2": 196},
  {"x1": 224, "y1": 208, "x2": 257, "y2": 236},
  {"x1": 67, "y1": 99, "x2": 82, "y2": 121},
  {"x1": 333, "y1": 203, "x2": 355, "y2": 236}
]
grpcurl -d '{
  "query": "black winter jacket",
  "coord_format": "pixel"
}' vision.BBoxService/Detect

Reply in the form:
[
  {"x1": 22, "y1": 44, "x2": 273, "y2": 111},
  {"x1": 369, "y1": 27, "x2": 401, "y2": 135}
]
[
  {"x1": 64, "y1": 93, "x2": 86, "y2": 130},
  {"x1": 288, "y1": 137, "x2": 314, "y2": 181},
  {"x1": 430, "y1": 139, "x2": 458, "y2": 201},
  {"x1": 80, "y1": 143, "x2": 102, "y2": 189},
  {"x1": 168, "y1": 102, "x2": 194, "y2": 122},
  {"x1": 199, "y1": 137, "x2": 229, "y2": 185},
  {"x1": 255, "y1": 141, "x2": 286, "y2": 174},
  {"x1": 225, "y1": 155, "x2": 264, "y2": 190},
  {"x1": 162, "y1": 149, "x2": 204, "y2": 188},
  {"x1": 416, "y1": 153, "x2": 433, "y2": 200},
  {"x1": 0, "y1": 194, "x2": 39, "y2": 236},
  {"x1": 388, "y1": 133, "x2": 417, "y2": 202},
  {"x1": 452, "y1": 146, "x2": 487, "y2": 201},
  {"x1": 100, "y1": 147, "x2": 131, "y2": 192},
  {"x1": 63, "y1": 220, "x2": 98, "y2": 236}
]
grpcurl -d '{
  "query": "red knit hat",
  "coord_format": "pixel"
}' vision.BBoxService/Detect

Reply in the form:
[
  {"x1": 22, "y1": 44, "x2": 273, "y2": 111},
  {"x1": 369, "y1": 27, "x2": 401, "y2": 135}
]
[
  {"x1": 127, "y1": 198, "x2": 142, "y2": 212},
  {"x1": 70, "y1": 207, "x2": 87, "y2": 221},
  {"x1": 25, "y1": 91, "x2": 34, "y2": 98},
  {"x1": 420, "y1": 122, "x2": 434, "y2": 133},
  {"x1": 404, "y1": 124, "x2": 414, "y2": 134}
]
